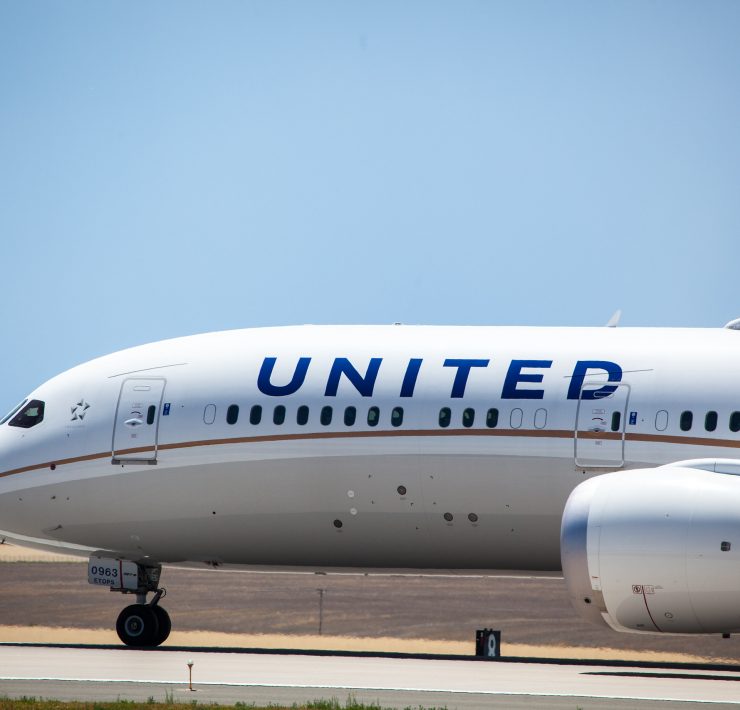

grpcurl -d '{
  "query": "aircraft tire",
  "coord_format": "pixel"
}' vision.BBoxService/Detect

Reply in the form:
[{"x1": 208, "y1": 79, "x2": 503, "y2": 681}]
[
  {"x1": 152, "y1": 605, "x2": 171, "y2": 645},
  {"x1": 116, "y1": 604, "x2": 160, "y2": 647}
]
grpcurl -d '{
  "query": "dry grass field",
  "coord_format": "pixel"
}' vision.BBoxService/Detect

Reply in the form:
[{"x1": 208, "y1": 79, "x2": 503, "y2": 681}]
[{"x1": 1, "y1": 544, "x2": 740, "y2": 664}]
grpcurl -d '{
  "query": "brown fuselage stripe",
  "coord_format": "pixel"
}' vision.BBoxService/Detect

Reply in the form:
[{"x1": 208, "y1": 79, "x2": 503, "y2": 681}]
[{"x1": 2, "y1": 427, "x2": 740, "y2": 480}]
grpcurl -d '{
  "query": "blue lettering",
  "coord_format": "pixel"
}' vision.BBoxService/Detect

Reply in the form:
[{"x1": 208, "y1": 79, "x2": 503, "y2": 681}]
[
  {"x1": 501, "y1": 360, "x2": 552, "y2": 399},
  {"x1": 567, "y1": 360, "x2": 623, "y2": 400},
  {"x1": 257, "y1": 357, "x2": 311, "y2": 396},
  {"x1": 400, "y1": 358, "x2": 423, "y2": 397},
  {"x1": 443, "y1": 359, "x2": 490, "y2": 398},
  {"x1": 325, "y1": 357, "x2": 382, "y2": 397}
]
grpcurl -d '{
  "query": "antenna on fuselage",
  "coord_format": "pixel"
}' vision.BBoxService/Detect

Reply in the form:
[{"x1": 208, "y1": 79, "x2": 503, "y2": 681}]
[{"x1": 605, "y1": 309, "x2": 622, "y2": 328}]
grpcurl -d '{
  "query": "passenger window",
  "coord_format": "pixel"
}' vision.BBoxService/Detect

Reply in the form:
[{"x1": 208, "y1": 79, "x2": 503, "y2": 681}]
[
  {"x1": 321, "y1": 406, "x2": 333, "y2": 425},
  {"x1": 367, "y1": 406, "x2": 380, "y2": 427},
  {"x1": 147, "y1": 405, "x2": 156, "y2": 426},
  {"x1": 655, "y1": 410, "x2": 668, "y2": 431},
  {"x1": 297, "y1": 405, "x2": 309, "y2": 425},
  {"x1": 274, "y1": 405, "x2": 286, "y2": 425},
  {"x1": 344, "y1": 406, "x2": 356, "y2": 426},
  {"x1": 1, "y1": 399, "x2": 28, "y2": 425},
  {"x1": 226, "y1": 404, "x2": 239, "y2": 425},
  {"x1": 8, "y1": 399, "x2": 45, "y2": 429},
  {"x1": 705, "y1": 411, "x2": 718, "y2": 432},
  {"x1": 731, "y1": 411, "x2": 740, "y2": 433},
  {"x1": 610, "y1": 411, "x2": 621, "y2": 432},
  {"x1": 680, "y1": 410, "x2": 693, "y2": 432},
  {"x1": 391, "y1": 406, "x2": 403, "y2": 427},
  {"x1": 439, "y1": 407, "x2": 451, "y2": 428},
  {"x1": 462, "y1": 408, "x2": 475, "y2": 428},
  {"x1": 534, "y1": 408, "x2": 547, "y2": 429},
  {"x1": 510, "y1": 408, "x2": 523, "y2": 429},
  {"x1": 486, "y1": 408, "x2": 499, "y2": 428},
  {"x1": 250, "y1": 405, "x2": 262, "y2": 425}
]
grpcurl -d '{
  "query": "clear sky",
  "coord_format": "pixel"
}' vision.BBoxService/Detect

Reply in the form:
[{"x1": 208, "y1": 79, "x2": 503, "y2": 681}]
[{"x1": 1, "y1": 1, "x2": 739, "y2": 410}]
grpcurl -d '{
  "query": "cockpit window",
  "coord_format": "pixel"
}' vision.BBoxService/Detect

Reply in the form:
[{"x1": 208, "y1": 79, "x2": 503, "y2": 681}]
[
  {"x1": 0, "y1": 399, "x2": 28, "y2": 425},
  {"x1": 8, "y1": 400, "x2": 45, "y2": 428}
]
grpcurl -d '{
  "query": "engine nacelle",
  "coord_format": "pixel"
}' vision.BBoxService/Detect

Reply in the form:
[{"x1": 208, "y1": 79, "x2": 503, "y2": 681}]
[{"x1": 561, "y1": 459, "x2": 740, "y2": 635}]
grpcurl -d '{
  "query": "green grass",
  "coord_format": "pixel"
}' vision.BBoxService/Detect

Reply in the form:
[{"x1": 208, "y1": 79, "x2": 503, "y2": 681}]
[{"x1": 0, "y1": 697, "x2": 448, "y2": 710}]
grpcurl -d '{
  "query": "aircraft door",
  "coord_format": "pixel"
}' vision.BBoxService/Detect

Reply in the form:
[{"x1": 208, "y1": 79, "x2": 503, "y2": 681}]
[
  {"x1": 112, "y1": 378, "x2": 166, "y2": 464},
  {"x1": 574, "y1": 383, "x2": 630, "y2": 468}
]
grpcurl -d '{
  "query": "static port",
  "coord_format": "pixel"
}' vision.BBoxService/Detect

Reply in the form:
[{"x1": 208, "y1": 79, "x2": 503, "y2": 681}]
[
  {"x1": 443, "y1": 512, "x2": 454, "y2": 522},
  {"x1": 468, "y1": 513, "x2": 478, "y2": 523},
  {"x1": 397, "y1": 485, "x2": 407, "y2": 496},
  {"x1": 333, "y1": 519, "x2": 343, "y2": 529}
]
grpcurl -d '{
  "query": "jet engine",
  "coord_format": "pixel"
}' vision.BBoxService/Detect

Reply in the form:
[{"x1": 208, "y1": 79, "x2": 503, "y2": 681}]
[{"x1": 561, "y1": 459, "x2": 740, "y2": 635}]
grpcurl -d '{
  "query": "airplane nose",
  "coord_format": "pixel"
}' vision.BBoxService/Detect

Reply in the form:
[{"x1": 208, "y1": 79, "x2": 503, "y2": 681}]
[
  {"x1": 0, "y1": 428, "x2": 23, "y2": 495},
  {"x1": 0, "y1": 433, "x2": 9, "y2": 478}
]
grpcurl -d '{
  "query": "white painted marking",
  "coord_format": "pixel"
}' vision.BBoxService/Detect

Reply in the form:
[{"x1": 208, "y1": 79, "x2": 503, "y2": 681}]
[{"x1": 1, "y1": 646, "x2": 740, "y2": 703}]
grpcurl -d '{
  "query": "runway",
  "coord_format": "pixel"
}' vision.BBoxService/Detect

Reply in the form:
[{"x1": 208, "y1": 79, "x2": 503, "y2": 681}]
[{"x1": 2, "y1": 645, "x2": 740, "y2": 709}]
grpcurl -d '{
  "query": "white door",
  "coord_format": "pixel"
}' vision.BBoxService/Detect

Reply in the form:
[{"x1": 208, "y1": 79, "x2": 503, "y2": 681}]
[
  {"x1": 574, "y1": 383, "x2": 630, "y2": 468},
  {"x1": 112, "y1": 379, "x2": 166, "y2": 464}
]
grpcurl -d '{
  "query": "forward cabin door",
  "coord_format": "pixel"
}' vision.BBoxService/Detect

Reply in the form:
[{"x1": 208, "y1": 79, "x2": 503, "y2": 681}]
[
  {"x1": 112, "y1": 378, "x2": 166, "y2": 465},
  {"x1": 574, "y1": 383, "x2": 630, "y2": 468}
]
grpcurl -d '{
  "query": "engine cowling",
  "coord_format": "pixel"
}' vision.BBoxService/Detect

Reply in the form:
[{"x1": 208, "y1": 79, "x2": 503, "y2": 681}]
[{"x1": 561, "y1": 459, "x2": 740, "y2": 634}]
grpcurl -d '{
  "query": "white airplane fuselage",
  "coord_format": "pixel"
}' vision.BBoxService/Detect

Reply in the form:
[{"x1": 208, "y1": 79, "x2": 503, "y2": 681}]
[{"x1": 1, "y1": 325, "x2": 738, "y2": 573}]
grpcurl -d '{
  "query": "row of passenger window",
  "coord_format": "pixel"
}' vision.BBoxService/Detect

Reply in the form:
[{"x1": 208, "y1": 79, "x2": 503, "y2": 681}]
[
  {"x1": 222, "y1": 404, "x2": 404, "y2": 428},
  {"x1": 674, "y1": 410, "x2": 740, "y2": 433},
  {"x1": 440, "y1": 407, "x2": 501, "y2": 428},
  {"x1": 217, "y1": 404, "x2": 508, "y2": 429},
  {"x1": 215, "y1": 404, "x2": 740, "y2": 435}
]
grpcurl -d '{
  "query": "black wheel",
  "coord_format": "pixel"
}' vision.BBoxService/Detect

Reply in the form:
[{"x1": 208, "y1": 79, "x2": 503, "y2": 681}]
[
  {"x1": 151, "y1": 605, "x2": 171, "y2": 645},
  {"x1": 116, "y1": 604, "x2": 160, "y2": 647}
]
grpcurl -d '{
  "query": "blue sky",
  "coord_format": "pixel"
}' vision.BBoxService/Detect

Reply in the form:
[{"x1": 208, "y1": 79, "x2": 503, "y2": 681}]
[{"x1": 1, "y1": 1, "x2": 739, "y2": 409}]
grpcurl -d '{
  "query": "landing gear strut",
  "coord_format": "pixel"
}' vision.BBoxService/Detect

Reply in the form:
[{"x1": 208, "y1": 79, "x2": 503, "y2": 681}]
[{"x1": 88, "y1": 556, "x2": 171, "y2": 647}]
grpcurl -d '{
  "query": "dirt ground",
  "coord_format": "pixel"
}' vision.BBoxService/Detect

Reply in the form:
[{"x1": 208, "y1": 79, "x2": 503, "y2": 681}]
[{"x1": 2, "y1": 554, "x2": 740, "y2": 663}]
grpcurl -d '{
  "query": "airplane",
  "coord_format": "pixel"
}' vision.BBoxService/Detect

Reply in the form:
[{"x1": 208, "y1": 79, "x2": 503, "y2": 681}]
[{"x1": 2, "y1": 322, "x2": 740, "y2": 647}]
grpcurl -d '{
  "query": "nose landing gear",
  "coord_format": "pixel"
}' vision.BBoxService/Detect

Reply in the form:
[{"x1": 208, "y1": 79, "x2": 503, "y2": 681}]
[{"x1": 88, "y1": 556, "x2": 171, "y2": 648}]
